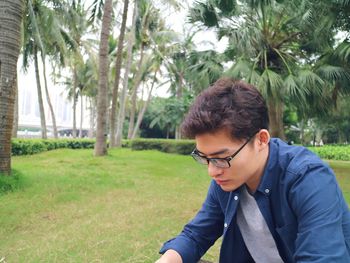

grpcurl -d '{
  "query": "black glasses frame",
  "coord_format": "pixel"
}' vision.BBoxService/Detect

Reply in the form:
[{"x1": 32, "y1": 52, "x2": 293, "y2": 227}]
[{"x1": 191, "y1": 132, "x2": 258, "y2": 168}]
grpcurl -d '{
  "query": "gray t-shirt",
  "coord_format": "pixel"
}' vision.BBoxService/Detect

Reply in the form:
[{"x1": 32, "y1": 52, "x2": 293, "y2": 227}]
[{"x1": 236, "y1": 185, "x2": 284, "y2": 263}]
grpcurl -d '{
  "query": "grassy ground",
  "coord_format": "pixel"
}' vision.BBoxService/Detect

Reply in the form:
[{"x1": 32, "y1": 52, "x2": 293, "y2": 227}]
[{"x1": 0, "y1": 149, "x2": 349, "y2": 262}]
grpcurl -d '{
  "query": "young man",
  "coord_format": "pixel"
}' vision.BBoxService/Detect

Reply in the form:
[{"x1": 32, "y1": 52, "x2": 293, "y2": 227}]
[{"x1": 156, "y1": 78, "x2": 350, "y2": 263}]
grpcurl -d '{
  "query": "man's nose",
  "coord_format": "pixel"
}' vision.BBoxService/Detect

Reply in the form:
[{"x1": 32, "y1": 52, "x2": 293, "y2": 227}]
[{"x1": 208, "y1": 162, "x2": 223, "y2": 178}]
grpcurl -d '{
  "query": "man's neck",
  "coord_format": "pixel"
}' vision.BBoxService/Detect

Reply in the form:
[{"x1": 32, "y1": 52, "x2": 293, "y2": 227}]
[{"x1": 245, "y1": 145, "x2": 270, "y2": 193}]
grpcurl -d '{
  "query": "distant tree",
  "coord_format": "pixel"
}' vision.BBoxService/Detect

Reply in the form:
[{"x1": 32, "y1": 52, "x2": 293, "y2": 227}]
[
  {"x1": 127, "y1": 0, "x2": 157, "y2": 139},
  {"x1": 109, "y1": 0, "x2": 130, "y2": 147},
  {"x1": 115, "y1": 0, "x2": 136, "y2": 147},
  {"x1": 22, "y1": 0, "x2": 68, "y2": 139},
  {"x1": 149, "y1": 94, "x2": 193, "y2": 138},
  {"x1": 61, "y1": 0, "x2": 95, "y2": 138}
]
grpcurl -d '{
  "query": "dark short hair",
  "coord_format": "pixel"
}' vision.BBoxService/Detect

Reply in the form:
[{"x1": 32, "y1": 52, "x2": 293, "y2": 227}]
[{"x1": 181, "y1": 78, "x2": 269, "y2": 140}]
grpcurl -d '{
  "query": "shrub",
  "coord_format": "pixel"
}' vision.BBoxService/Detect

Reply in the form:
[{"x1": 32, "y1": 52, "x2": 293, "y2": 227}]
[
  {"x1": 309, "y1": 145, "x2": 350, "y2": 161},
  {"x1": 12, "y1": 139, "x2": 47, "y2": 155},
  {"x1": 121, "y1": 139, "x2": 131, "y2": 148},
  {"x1": 11, "y1": 138, "x2": 131, "y2": 156},
  {"x1": 131, "y1": 139, "x2": 195, "y2": 155},
  {"x1": 12, "y1": 139, "x2": 93, "y2": 156}
]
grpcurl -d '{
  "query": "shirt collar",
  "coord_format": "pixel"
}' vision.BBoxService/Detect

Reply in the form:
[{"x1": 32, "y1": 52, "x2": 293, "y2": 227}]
[{"x1": 256, "y1": 138, "x2": 280, "y2": 196}]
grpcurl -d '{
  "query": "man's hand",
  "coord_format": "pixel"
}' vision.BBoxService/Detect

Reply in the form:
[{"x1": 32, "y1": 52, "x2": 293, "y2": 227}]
[{"x1": 155, "y1": 249, "x2": 182, "y2": 263}]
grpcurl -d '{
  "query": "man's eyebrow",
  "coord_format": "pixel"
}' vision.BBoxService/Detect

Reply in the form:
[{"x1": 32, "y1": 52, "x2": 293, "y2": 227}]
[{"x1": 196, "y1": 148, "x2": 230, "y2": 156}]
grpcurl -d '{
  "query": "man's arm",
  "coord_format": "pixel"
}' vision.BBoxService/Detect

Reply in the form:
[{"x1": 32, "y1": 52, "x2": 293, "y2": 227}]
[
  {"x1": 158, "y1": 180, "x2": 225, "y2": 263},
  {"x1": 290, "y1": 163, "x2": 350, "y2": 262},
  {"x1": 155, "y1": 249, "x2": 182, "y2": 263}
]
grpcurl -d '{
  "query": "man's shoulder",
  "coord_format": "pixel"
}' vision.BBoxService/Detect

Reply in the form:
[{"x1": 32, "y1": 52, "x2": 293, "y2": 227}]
[{"x1": 270, "y1": 138, "x2": 326, "y2": 176}]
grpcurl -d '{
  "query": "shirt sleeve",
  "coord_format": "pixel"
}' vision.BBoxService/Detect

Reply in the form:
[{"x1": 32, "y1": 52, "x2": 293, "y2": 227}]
[
  {"x1": 289, "y1": 162, "x2": 350, "y2": 262},
  {"x1": 159, "y1": 180, "x2": 225, "y2": 263}
]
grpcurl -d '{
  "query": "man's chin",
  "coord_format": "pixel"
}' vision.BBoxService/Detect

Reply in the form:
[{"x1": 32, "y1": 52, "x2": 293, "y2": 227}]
[{"x1": 220, "y1": 184, "x2": 237, "y2": 192}]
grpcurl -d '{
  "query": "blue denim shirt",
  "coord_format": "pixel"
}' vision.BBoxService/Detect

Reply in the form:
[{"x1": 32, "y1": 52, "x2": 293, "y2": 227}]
[{"x1": 160, "y1": 138, "x2": 350, "y2": 262}]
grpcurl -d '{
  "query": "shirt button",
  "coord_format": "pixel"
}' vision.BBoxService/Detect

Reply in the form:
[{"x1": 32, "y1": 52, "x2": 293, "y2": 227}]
[
  {"x1": 224, "y1": 223, "x2": 228, "y2": 228},
  {"x1": 234, "y1": 195, "x2": 238, "y2": 201},
  {"x1": 265, "y1": 188, "x2": 270, "y2": 194}
]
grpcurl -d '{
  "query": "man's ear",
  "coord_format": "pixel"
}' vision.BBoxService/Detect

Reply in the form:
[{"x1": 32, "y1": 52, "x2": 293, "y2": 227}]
[{"x1": 257, "y1": 129, "x2": 270, "y2": 148}]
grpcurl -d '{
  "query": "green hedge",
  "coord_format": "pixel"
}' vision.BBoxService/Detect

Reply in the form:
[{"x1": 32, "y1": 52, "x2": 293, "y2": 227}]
[
  {"x1": 130, "y1": 139, "x2": 350, "y2": 160},
  {"x1": 10, "y1": 138, "x2": 350, "y2": 161},
  {"x1": 11, "y1": 139, "x2": 96, "y2": 156},
  {"x1": 11, "y1": 138, "x2": 193, "y2": 156},
  {"x1": 11, "y1": 139, "x2": 131, "y2": 156},
  {"x1": 131, "y1": 139, "x2": 195, "y2": 155},
  {"x1": 309, "y1": 145, "x2": 350, "y2": 161}
]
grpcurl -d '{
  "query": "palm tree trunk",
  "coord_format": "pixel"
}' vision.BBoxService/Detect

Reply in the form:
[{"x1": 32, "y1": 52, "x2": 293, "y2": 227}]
[
  {"x1": 268, "y1": 100, "x2": 285, "y2": 139},
  {"x1": 12, "y1": 78, "x2": 19, "y2": 138},
  {"x1": 115, "y1": 0, "x2": 136, "y2": 147},
  {"x1": 89, "y1": 97, "x2": 96, "y2": 138},
  {"x1": 79, "y1": 90, "x2": 83, "y2": 138},
  {"x1": 0, "y1": 0, "x2": 23, "y2": 175},
  {"x1": 175, "y1": 75, "x2": 184, "y2": 140},
  {"x1": 41, "y1": 54, "x2": 58, "y2": 138},
  {"x1": 94, "y1": 0, "x2": 113, "y2": 156},
  {"x1": 128, "y1": 43, "x2": 145, "y2": 139},
  {"x1": 109, "y1": 0, "x2": 130, "y2": 147},
  {"x1": 34, "y1": 44, "x2": 47, "y2": 139},
  {"x1": 131, "y1": 70, "x2": 158, "y2": 139},
  {"x1": 72, "y1": 65, "x2": 78, "y2": 138}
]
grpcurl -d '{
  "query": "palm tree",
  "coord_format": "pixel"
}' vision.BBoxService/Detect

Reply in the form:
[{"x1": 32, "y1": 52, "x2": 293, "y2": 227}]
[
  {"x1": 149, "y1": 95, "x2": 193, "y2": 139},
  {"x1": 131, "y1": 69, "x2": 158, "y2": 139},
  {"x1": 115, "y1": 0, "x2": 136, "y2": 147},
  {"x1": 127, "y1": 0, "x2": 160, "y2": 139},
  {"x1": 61, "y1": 0, "x2": 95, "y2": 138},
  {"x1": 22, "y1": 0, "x2": 48, "y2": 138},
  {"x1": 130, "y1": 52, "x2": 163, "y2": 139},
  {"x1": 189, "y1": 0, "x2": 348, "y2": 139},
  {"x1": 33, "y1": 43, "x2": 48, "y2": 139},
  {"x1": 130, "y1": 28, "x2": 181, "y2": 138},
  {"x1": 81, "y1": 56, "x2": 99, "y2": 138},
  {"x1": 0, "y1": 0, "x2": 24, "y2": 175},
  {"x1": 22, "y1": 0, "x2": 68, "y2": 139},
  {"x1": 161, "y1": 31, "x2": 197, "y2": 139},
  {"x1": 94, "y1": 0, "x2": 113, "y2": 156},
  {"x1": 74, "y1": 56, "x2": 99, "y2": 138},
  {"x1": 109, "y1": 0, "x2": 130, "y2": 147}
]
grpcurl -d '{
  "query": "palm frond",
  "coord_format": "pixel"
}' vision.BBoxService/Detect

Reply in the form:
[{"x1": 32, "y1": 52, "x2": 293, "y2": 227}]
[
  {"x1": 335, "y1": 41, "x2": 350, "y2": 61},
  {"x1": 297, "y1": 69, "x2": 324, "y2": 97},
  {"x1": 283, "y1": 74, "x2": 308, "y2": 106},
  {"x1": 188, "y1": 1, "x2": 219, "y2": 27},
  {"x1": 258, "y1": 69, "x2": 284, "y2": 99},
  {"x1": 316, "y1": 65, "x2": 350, "y2": 83},
  {"x1": 212, "y1": 0, "x2": 237, "y2": 16},
  {"x1": 87, "y1": 0, "x2": 104, "y2": 24},
  {"x1": 225, "y1": 58, "x2": 252, "y2": 79}
]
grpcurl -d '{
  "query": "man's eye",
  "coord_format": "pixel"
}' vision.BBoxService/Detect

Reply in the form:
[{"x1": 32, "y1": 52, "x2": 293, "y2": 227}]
[{"x1": 213, "y1": 158, "x2": 225, "y2": 163}]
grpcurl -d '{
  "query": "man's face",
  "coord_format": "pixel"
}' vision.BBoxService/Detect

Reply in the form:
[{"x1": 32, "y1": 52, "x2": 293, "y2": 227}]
[{"x1": 195, "y1": 128, "x2": 262, "y2": 192}]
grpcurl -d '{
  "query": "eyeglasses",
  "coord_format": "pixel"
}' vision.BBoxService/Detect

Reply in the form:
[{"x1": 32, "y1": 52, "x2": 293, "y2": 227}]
[{"x1": 191, "y1": 133, "x2": 257, "y2": 168}]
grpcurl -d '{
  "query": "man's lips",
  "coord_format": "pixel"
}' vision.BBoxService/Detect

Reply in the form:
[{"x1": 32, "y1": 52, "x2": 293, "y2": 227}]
[{"x1": 215, "y1": 179, "x2": 230, "y2": 185}]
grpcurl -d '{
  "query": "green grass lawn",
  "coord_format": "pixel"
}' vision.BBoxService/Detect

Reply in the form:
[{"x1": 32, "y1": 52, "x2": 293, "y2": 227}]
[{"x1": 0, "y1": 149, "x2": 349, "y2": 262}]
